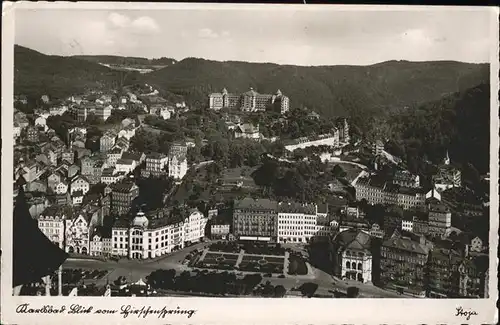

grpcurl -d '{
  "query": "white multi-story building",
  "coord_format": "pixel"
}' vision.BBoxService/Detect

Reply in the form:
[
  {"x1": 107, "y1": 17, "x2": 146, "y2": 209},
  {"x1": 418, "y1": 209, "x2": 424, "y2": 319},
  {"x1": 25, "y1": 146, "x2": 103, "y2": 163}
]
[
  {"x1": 168, "y1": 153, "x2": 188, "y2": 180},
  {"x1": 65, "y1": 214, "x2": 90, "y2": 254},
  {"x1": 277, "y1": 202, "x2": 318, "y2": 244},
  {"x1": 111, "y1": 210, "x2": 191, "y2": 259},
  {"x1": 183, "y1": 209, "x2": 208, "y2": 244},
  {"x1": 37, "y1": 206, "x2": 73, "y2": 249}
]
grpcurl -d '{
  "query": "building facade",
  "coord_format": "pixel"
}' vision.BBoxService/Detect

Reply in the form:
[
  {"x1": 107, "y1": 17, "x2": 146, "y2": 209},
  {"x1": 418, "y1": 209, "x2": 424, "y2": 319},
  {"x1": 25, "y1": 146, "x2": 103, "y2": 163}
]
[
  {"x1": 331, "y1": 229, "x2": 372, "y2": 283},
  {"x1": 110, "y1": 182, "x2": 139, "y2": 215},
  {"x1": 65, "y1": 214, "x2": 90, "y2": 254},
  {"x1": 277, "y1": 202, "x2": 317, "y2": 244},
  {"x1": 233, "y1": 198, "x2": 278, "y2": 241},
  {"x1": 380, "y1": 234, "x2": 430, "y2": 297},
  {"x1": 209, "y1": 88, "x2": 290, "y2": 114}
]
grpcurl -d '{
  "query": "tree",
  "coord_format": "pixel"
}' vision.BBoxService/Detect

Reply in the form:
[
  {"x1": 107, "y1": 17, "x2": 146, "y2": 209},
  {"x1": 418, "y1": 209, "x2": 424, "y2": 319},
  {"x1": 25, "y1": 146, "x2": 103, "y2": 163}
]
[
  {"x1": 274, "y1": 285, "x2": 287, "y2": 298},
  {"x1": 299, "y1": 282, "x2": 318, "y2": 298},
  {"x1": 347, "y1": 286, "x2": 360, "y2": 298},
  {"x1": 332, "y1": 164, "x2": 347, "y2": 178}
]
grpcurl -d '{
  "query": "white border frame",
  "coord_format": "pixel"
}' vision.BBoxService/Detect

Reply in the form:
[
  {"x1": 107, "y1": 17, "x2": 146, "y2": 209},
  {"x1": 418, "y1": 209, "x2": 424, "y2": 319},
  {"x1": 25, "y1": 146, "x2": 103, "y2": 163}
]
[{"x1": 2, "y1": 3, "x2": 499, "y2": 325}]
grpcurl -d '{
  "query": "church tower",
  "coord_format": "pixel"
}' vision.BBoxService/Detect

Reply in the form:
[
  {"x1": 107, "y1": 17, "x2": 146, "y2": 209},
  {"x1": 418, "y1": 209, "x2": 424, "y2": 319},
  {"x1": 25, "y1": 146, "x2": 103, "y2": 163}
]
[{"x1": 444, "y1": 150, "x2": 450, "y2": 165}]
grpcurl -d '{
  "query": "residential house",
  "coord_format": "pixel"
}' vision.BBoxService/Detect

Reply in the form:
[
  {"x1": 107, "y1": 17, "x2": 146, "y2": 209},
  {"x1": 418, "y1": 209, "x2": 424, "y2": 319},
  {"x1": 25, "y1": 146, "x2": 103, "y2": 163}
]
[
  {"x1": 72, "y1": 190, "x2": 85, "y2": 205},
  {"x1": 55, "y1": 180, "x2": 69, "y2": 195},
  {"x1": 234, "y1": 123, "x2": 261, "y2": 140},
  {"x1": 70, "y1": 175, "x2": 90, "y2": 196}
]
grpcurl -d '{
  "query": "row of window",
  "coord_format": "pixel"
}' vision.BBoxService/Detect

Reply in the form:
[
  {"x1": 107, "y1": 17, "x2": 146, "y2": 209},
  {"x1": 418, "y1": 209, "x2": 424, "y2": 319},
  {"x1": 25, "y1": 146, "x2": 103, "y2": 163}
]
[{"x1": 345, "y1": 261, "x2": 363, "y2": 270}]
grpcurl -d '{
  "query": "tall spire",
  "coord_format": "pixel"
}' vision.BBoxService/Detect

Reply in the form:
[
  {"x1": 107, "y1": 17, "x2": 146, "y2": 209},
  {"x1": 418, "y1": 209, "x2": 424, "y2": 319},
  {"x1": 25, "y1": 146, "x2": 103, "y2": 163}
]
[{"x1": 444, "y1": 150, "x2": 450, "y2": 165}]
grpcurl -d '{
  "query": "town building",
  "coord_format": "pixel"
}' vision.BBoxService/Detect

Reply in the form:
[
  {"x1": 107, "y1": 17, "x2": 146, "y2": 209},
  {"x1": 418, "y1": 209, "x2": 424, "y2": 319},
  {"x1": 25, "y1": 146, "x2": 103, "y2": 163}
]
[
  {"x1": 61, "y1": 149, "x2": 75, "y2": 164},
  {"x1": 210, "y1": 224, "x2": 231, "y2": 239},
  {"x1": 37, "y1": 205, "x2": 74, "y2": 249},
  {"x1": 337, "y1": 118, "x2": 350, "y2": 144},
  {"x1": 234, "y1": 123, "x2": 261, "y2": 140},
  {"x1": 432, "y1": 151, "x2": 461, "y2": 191},
  {"x1": 456, "y1": 253, "x2": 488, "y2": 298},
  {"x1": 100, "y1": 132, "x2": 116, "y2": 153},
  {"x1": 26, "y1": 126, "x2": 39, "y2": 142},
  {"x1": 369, "y1": 223, "x2": 385, "y2": 238},
  {"x1": 76, "y1": 106, "x2": 88, "y2": 122},
  {"x1": 168, "y1": 146, "x2": 188, "y2": 180},
  {"x1": 55, "y1": 181, "x2": 69, "y2": 195},
  {"x1": 115, "y1": 158, "x2": 137, "y2": 174},
  {"x1": 354, "y1": 176, "x2": 426, "y2": 210},
  {"x1": 331, "y1": 229, "x2": 373, "y2": 283},
  {"x1": 111, "y1": 209, "x2": 190, "y2": 259},
  {"x1": 142, "y1": 153, "x2": 168, "y2": 178},
  {"x1": 427, "y1": 242, "x2": 463, "y2": 298},
  {"x1": 65, "y1": 214, "x2": 91, "y2": 254},
  {"x1": 380, "y1": 232, "x2": 430, "y2": 297},
  {"x1": 277, "y1": 201, "x2": 317, "y2": 244},
  {"x1": 106, "y1": 148, "x2": 123, "y2": 167},
  {"x1": 183, "y1": 209, "x2": 208, "y2": 244},
  {"x1": 427, "y1": 202, "x2": 452, "y2": 237},
  {"x1": 209, "y1": 88, "x2": 290, "y2": 114},
  {"x1": 233, "y1": 197, "x2": 278, "y2": 241},
  {"x1": 96, "y1": 105, "x2": 112, "y2": 121},
  {"x1": 393, "y1": 170, "x2": 420, "y2": 188},
  {"x1": 284, "y1": 131, "x2": 340, "y2": 152},
  {"x1": 372, "y1": 140, "x2": 384, "y2": 156},
  {"x1": 70, "y1": 175, "x2": 90, "y2": 196},
  {"x1": 110, "y1": 182, "x2": 139, "y2": 215}
]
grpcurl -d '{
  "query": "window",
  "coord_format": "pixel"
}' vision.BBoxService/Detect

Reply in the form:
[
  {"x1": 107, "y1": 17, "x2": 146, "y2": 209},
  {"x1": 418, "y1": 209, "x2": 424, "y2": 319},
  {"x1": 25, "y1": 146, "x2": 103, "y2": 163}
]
[{"x1": 346, "y1": 261, "x2": 351, "y2": 269}]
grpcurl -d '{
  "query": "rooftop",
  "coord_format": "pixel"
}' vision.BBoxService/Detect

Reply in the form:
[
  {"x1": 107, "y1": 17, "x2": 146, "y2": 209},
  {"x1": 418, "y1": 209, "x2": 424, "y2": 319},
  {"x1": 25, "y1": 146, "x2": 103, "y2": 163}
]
[
  {"x1": 234, "y1": 197, "x2": 278, "y2": 211},
  {"x1": 383, "y1": 236, "x2": 429, "y2": 255},
  {"x1": 278, "y1": 201, "x2": 316, "y2": 215}
]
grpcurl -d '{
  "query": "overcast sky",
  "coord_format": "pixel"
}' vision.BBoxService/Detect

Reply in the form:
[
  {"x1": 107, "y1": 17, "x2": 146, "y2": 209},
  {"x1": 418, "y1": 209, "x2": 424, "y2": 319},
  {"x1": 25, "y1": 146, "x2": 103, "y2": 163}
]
[{"x1": 14, "y1": 7, "x2": 493, "y2": 66}]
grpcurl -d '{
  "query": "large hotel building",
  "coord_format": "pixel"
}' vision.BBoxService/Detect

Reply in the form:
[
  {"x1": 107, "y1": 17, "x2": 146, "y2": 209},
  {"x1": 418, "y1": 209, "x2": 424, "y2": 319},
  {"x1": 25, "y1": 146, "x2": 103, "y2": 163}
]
[{"x1": 209, "y1": 88, "x2": 290, "y2": 114}]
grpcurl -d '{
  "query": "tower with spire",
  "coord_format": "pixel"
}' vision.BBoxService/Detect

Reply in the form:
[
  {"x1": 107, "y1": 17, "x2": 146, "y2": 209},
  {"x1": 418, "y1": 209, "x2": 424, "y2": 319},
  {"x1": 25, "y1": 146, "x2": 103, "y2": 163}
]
[{"x1": 444, "y1": 150, "x2": 450, "y2": 165}]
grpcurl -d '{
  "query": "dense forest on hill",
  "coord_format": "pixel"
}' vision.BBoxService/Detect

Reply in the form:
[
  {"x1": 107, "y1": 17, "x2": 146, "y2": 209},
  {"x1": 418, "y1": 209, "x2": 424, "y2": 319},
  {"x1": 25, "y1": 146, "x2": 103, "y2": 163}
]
[
  {"x1": 143, "y1": 58, "x2": 489, "y2": 133},
  {"x1": 73, "y1": 55, "x2": 177, "y2": 67},
  {"x1": 14, "y1": 45, "x2": 141, "y2": 99},
  {"x1": 385, "y1": 83, "x2": 490, "y2": 178}
]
